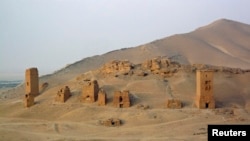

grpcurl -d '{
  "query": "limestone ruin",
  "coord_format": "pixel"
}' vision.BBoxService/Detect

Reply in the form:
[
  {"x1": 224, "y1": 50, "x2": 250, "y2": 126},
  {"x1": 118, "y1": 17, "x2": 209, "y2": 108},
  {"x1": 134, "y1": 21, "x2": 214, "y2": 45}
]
[
  {"x1": 55, "y1": 86, "x2": 71, "y2": 103},
  {"x1": 166, "y1": 99, "x2": 182, "y2": 109},
  {"x1": 98, "y1": 89, "x2": 107, "y2": 106},
  {"x1": 196, "y1": 70, "x2": 215, "y2": 109},
  {"x1": 113, "y1": 90, "x2": 130, "y2": 108},
  {"x1": 25, "y1": 68, "x2": 39, "y2": 96},
  {"x1": 100, "y1": 60, "x2": 134, "y2": 75},
  {"x1": 24, "y1": 68, "x2": 39, "y2": 107},
  {"x1": 142, "y1": 57, "x2": 180, "y2": 77},
  {"x1": 136, "y1": 104, "x2": 150, "y2": 110},
  {"x1": 24, "y1": 93, "x2": 34, "y2": 108},
  {"x1": 142, "y1": 57, "x2": 170, "y2": 71},
  {"x1": 81, "y1": 80, "x2": 99, "y2": 103},
  {"x1": 100, "y1": 118, "x2": 121, "y2": 127},
  {"x1": 39, "y1": 82, "x2": 49, "y2": 93}
]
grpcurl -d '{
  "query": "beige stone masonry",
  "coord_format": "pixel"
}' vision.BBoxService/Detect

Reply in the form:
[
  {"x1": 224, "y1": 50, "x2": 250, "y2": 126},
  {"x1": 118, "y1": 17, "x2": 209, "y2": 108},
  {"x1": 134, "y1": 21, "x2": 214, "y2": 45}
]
[
  {"x1": 98, "y1": 89, "x2": 107, "y2": 106},
  {"x1": 113, "y1": 90, "x2": 130, "y2": 108},
  {"x1": 81, "y1": 80, "x2": 99, "y2": 103},
  {"x1": 24, "y1": 93, "x2": 34, "y2": 107},
  {"x1": 55, "y1": 86, "x2": 71, "y2": 103},
  {"x1": 25, "y1": 68, "x2": 39, "y2": 96},
  {"x1": 196, "y1": 70, "x2": 215, "y2": 109}
]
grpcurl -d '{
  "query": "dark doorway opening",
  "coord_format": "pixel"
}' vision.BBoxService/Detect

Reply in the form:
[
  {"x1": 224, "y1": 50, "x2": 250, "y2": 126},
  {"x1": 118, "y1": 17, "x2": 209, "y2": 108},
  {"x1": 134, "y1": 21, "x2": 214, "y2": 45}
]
[
  {"x1": 205, "y1": 103, "x2": 209, "y2": 108},
  {"x1": 120, "y1": 104, "x2": 123, "y2": 108},
  {"x1": 119, "y1": 96, "x2": 123, "y2": 102},
  {"x1": 86, "y1": 95, "x2": 90, "y2": 101}
]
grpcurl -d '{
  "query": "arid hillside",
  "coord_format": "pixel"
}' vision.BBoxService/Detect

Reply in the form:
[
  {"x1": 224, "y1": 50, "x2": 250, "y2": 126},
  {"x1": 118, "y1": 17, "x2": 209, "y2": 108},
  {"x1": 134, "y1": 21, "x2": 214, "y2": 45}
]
[
  {"x1": 0, "y1": 19, "x2": 250, "y2": 141},
  {"x1": 0, "y1": 57, "x2": 250, "y2": 141},
  {"x1": 37, "y1": 19, "x2": 250, "y2": 89}
]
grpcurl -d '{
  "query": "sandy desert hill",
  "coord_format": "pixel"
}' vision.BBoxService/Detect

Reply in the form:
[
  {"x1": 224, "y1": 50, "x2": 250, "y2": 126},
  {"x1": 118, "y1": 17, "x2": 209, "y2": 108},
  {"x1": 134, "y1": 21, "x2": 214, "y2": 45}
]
[
  {"x1": 39, "y1": 18, "x2": 250, "y2": 88},
  {"x1": 0, "y1": 19, "x2": 250, "y2": 141}
]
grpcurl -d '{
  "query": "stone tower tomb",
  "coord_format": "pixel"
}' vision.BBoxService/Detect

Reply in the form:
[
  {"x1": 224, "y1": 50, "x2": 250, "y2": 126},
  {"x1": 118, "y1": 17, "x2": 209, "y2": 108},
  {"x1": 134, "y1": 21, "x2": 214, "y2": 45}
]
[
  {"x1": 55, "y1": 86, "x2": 71, "y2": 103},
  {"x1": 81, "y1": 80, "x2": 99, "y2": 103},
  {"x1": 113, "y1": 90, "x2": 130, "y2": 108},
  {"x1": 25, "y1": 68, "x2": 39, "y2": 96},
  {"x1": 196, "y1": 70, "x2": 215, "y2": 109},
  {"x1": 24, "y1": 94, "x2": 34, "y2": 107},
  {"x1": 98, "y1": 89, "x2": 107, "y2": 106}
]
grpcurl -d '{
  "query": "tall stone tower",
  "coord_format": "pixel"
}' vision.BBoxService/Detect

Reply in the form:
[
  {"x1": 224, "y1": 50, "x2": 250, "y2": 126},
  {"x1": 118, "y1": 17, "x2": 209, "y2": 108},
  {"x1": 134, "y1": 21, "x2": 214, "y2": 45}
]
[
  {"x1": 81, "y1": 80, "x2": 99, "y2": 103},
  {"x1": 24, "y1": 94, "x2": 34, "y2": 107},
  {"x1": 55, "y1": 86, "x2": 71, "y2": 103},
  {"x1": 196, "y1": 70, "x2": 215, "y2": 109},
  {"x1": 98, "y1": 89, "x2": 107, "y2": 106},
  {"x1": 25, "y1": 68, "x2": 39, "y2": 96}
]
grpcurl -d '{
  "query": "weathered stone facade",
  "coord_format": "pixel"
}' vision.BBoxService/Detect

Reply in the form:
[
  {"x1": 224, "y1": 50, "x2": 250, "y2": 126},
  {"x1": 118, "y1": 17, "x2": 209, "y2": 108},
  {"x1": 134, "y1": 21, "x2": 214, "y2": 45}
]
[
  {"x1": 100, "y1": 60, "x2": 133, "y2": 75},
  {"x1": 55, "y1": 86, "x2": 71, "y2": 103},
  {"x1": 113, "y1": 90, "x2": 130, "y2": 108},
  {"x1": 25, "y1": 68, "x2": 39, "y2": 96},
  {"x1": 24, "y1": 68, "x2": 39, "y2": 107},
  {"x1": 166, "y1": 99, "x2": 182, "y2": 109},
  {"x1": 142, "y1": 57, "x2": 170, "y2": 72},
  {"x1": 142, "y1": 57, "x2": 180, "y2": 77},
  {"x1": 196, "y1": 70, "x2": 215, "y2": 109},
  {"x1": 98, "y1": 89, "x2": 107, "y2": 106},
  {"x1": 81, "y1": 80, "x2": 99, "y2": 103},
  {"x1": 24, "y1": 93, "x2": 34, "y2": 107}
]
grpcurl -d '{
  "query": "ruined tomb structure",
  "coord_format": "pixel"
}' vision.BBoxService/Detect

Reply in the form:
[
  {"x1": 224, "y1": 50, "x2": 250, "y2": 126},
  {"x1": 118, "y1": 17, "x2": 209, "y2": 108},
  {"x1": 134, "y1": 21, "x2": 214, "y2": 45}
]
[
  {"x1": 196, "y1": 70, "x2": 215, "y2": 109},
  {"x1": 55, "y1": 86, "x2": 71, "y2": 103},
  {"x1": 25, "y1": 68, "x2": 39, "y2": 96},
  {"x1": 113, "y1": 90, "x2": 130, "y2": 108},
  {"x1": 98, "y1": 89, "x2": 107, "y2": 106},
  {"x1": 82, "y1": 80, "x2": 99, "y2": 103},
  {"x1": 142, "y1": 57, "x2": 180, "y2": 77},
  {"x1": 100, "y1": 60, "x2": 133, "y2": 75},
  {"x1": 166, "y1": 99, "x2": 182, "y2": 109},
  {"x1": 24, "y1": 67, "x2": 39, "y2": 107},
  {"x1": 101, "y1": 118, "x2": 121, "y2": 127},
  {"x1": 24, "y1": 93, "x2": 34, "y2": 107}
]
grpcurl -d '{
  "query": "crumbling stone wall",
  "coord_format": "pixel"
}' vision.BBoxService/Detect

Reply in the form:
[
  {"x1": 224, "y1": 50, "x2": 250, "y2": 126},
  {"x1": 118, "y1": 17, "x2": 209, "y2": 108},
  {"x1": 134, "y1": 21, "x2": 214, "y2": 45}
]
[
  {"x1": 25, "y1": 68, "x2": 39, "y2": 96},
  {"x1": 100, "y1": 118, "x2": 121, "y2": 127},
  {"x1": 55, "y1": 86, "x2": 71, "y2": 103},
  {"x1": 142, "y1": 57, "x2": 179, "y2": 77},
  {"x1": 81, "y1": 80, "x2": 99, "y2": 103},
  {"x1": 98, "y1": 89, "x2": 107, "y2": 106},
  {"x1": 24, "y1": 93, "x2": 34, "y2": 107},
  {"x1": 196, "y1": 70, "x2": 215, "y2": 109},
  {"x1": 113, "y1": 90, "x2": 130, "y2": 108},
  {"x1": 166, "y1": 99, "x2": 182, "y2": 109},
  {"x1": 136, "y1": 104, "x2": 150, "y2": 110},
  {"x1": 142, "y1": 57, "x2": 170, "y2": 71},
  {"x1": 100, "y1": 60, "x2": 133, "y2": 75}
]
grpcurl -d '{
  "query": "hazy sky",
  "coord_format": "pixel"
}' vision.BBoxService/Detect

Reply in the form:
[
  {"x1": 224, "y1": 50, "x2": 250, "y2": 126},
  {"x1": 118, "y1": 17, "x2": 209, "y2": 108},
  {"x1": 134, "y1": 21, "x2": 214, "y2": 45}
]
[{"x1": 1, "y1": 0, "x2": 250, "y2": 80}]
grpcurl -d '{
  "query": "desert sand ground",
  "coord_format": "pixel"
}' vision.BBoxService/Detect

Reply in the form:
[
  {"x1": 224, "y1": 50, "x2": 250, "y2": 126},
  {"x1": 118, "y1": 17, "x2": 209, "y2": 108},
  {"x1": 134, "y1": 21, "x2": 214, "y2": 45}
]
[{"x1": 0, "y1": 70, "x2": 249, "y2": 141}]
